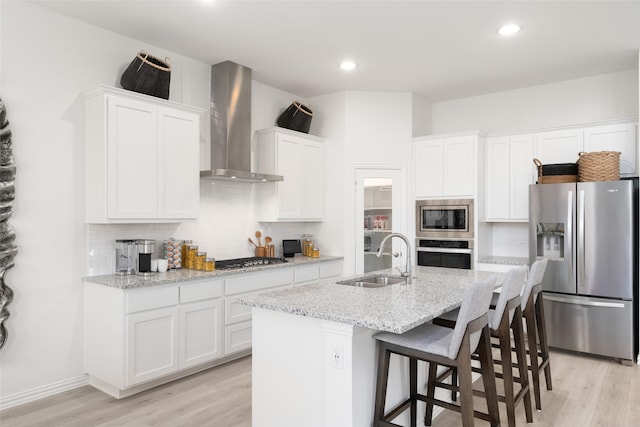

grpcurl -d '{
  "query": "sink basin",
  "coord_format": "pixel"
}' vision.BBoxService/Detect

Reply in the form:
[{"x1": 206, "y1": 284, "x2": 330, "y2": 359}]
[{"x1": 337, "y1": 274, "x2": 406, "y2": 288}]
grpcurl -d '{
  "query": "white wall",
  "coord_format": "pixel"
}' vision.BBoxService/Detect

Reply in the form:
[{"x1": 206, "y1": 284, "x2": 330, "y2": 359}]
[
  {"x1": 0, "y1": 0, "x2": 212, "y2": 403},
  {"x1": 310, "y1": 91, "x2": 413, "y2": 275},
  {"x1": 432, "y1": 69, "x2": 638, "y2": 135},
  {"x1": 0, "y1": 0, "x2": 310, "y2": 406}
]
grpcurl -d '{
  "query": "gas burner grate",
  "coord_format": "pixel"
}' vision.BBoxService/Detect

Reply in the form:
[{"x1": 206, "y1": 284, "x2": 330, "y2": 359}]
[{"x1": 215, "y1": 256, "x2": 288, "y2": 270}]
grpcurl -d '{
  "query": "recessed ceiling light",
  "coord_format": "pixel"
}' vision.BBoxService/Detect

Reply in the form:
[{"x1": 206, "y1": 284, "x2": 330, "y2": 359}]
[
  {"x1": 340, "y1": 61, "x2": 357, "y2": 71},
  {"x1": 498, "y1": 24, "x2": 520, "y2": 36}
]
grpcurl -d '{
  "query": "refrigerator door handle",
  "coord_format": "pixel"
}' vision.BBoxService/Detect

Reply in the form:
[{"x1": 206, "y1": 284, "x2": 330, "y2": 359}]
[
  {"x1": 577, "y1": 189, "x2": 585, "y2": 292},
  {"x1": 543, "y1": 295, "x2": 626, "y2": 309},
  {"x1": 567, "y1": 190, "x2": 575, "y2": 288}
]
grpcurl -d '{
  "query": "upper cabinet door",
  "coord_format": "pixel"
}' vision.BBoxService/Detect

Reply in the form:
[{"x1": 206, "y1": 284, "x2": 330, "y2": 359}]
[
  {"x1": 443, "y1": 135, "x2": 474, "y2": 197},
  {"x1": 276, "y1": 135, "x2": 304, "y2": 218},
  {"x1": 485, "y1": 134, "x2": 533, "y2": 221},
  {"x1": 107, "y1": 96, "x2": 158, "y2": 219},
  {"x1": 535, "y1": 129, "x2": 583, "y2": 164},
  {"x1": 414, "y1": 139, "x2": 444, "y2": 198},
  {"x1": 414, "y1": 133, "x2": 477, "y2": 199},
  {"x1": 256, "y1": 128, "x2": 325, "y2": 222},
  {"x1": 583, "y1": 122, "x2": 637, "y2": 176},
  {"x1": 486, "y1": 136, "x2": 510, "y2": 220},
  {"x1": 157, "y1": 106, "x2": 200, "y2": 219},
  {"x1": 301, "y1": 142, "x2": 324, "y2": 219},
  {"x1": 85, "y1": 85, "x2": 203, "y2": 223},
  {"x1": 509, "y1": 134, "x2": 534, "y2": 219}
]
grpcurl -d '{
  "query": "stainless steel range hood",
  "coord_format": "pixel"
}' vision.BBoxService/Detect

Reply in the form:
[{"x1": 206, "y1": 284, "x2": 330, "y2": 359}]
[{"x1": 200, "y1": 61, "x2": 283, "y2": 182}]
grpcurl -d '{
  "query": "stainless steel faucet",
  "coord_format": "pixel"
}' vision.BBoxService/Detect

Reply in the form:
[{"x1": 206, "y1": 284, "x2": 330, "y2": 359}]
[{"x1": 377, "y1": 232, "x2": 413, "y2": 284}]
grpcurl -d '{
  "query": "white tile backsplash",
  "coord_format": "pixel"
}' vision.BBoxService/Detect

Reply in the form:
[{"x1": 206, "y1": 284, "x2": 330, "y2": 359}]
[
  {"x1": 86, "y1": 180, "x2": 321, "y2": 275},
  {"x1": 491, "y1": 222, "x2": 529, "y2": 257}
]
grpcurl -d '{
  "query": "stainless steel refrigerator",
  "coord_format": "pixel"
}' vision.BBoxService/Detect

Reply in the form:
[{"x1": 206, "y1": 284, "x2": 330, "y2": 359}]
[{"x1": 529, "y1": 179, "x2": 638, "y2": 364}]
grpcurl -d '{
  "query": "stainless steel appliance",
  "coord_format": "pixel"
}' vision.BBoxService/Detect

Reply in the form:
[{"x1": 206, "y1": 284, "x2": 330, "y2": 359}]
[
  {"x1": 115, "y1": 239, "x2": 137, "y2": 275},
  {"x1": 215, "y1": 257, "x2": 288, "y2": 270},
  {"x1": 199, "y1": 61, "x2": 283, "y2": 183},
  {"x1": 136, "y1": 239, "x2": 156, "y2": 277},
  {"x1": 416, "y1": 239, "x2": 473, "y2": 269},
  {"x1": 529, "y1": 179, "x2": 638, "y2": 364},
  {"x1": 415, "y1": 199, "x2": 474, "y2": 239}
]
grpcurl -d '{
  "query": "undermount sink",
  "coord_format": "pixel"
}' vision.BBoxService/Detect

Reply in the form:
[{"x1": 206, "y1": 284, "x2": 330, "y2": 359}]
[{"x1": 337, "y1": 274, "x2": 406, "y2": 288}]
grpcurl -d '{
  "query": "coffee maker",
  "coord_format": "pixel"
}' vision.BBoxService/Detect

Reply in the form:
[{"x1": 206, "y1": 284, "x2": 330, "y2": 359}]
[
  {"x1": 136, "y1": 239, "x2": 156, "y2": 276},
  {"x1": 115, "y1": 239, "x2": 137, "y2": 275}
]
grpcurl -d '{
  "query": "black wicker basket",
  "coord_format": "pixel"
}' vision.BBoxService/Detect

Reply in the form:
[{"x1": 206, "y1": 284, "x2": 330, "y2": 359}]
[{"x1": 120, "y1": 51, "x2": 171, "y2": 100}]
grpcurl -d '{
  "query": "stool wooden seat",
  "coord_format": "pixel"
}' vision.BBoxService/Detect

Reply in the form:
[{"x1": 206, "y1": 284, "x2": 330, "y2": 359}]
[
  {"x1": 373, "y1": 276, "x2": 500, "y2": 427},
  {"x1": 434, "y1": 265, "x2": 533, "y2": 427}
]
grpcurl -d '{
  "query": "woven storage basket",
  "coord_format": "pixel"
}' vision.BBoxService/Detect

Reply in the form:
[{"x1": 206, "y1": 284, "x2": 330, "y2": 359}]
[
  {"x1": 533, "y1": 158, "x2": 577, "y2": 184},
  {"x1": 577, "y1": 151, "x2": 620, "y2": 182},
  {"x1": 120, "y1": 51, "x2": 171, "y2": 100}
]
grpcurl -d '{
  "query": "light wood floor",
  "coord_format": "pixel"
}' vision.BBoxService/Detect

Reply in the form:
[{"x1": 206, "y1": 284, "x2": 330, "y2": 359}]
[{"x1": 1, "y1": 350, "x2": 639, "y2": 427}]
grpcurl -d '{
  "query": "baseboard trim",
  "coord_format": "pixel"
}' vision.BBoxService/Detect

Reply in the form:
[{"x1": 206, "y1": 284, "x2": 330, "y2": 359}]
[{"x1": 0, "y1": 374, "x2": 89, "y2": 411}]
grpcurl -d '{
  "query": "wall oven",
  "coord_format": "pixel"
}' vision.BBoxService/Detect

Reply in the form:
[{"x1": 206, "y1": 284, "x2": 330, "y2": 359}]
[
  {"x1": 415, "y1": 199, "x2": 474, "y2": 239},
  {"x1": 416, "y1": 239, "x2": 474, "y2": 270},
  {"x1": 415, "y1": 199, "x2": 474, "y2": 269}
]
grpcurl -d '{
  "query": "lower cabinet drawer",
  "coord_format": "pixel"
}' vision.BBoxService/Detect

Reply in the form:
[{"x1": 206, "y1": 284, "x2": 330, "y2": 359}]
[
  {"x1": 320, "y1": 260, "x2": 343, "y2": 278},
  {"x1": 224, "y1": 321, "x2": 252, "y2": 355},
  {"x1": 126, "y1": 286, "x2": 179, "y2": 314}
]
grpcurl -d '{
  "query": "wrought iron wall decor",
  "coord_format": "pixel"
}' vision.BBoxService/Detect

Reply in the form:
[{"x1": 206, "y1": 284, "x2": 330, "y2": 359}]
[{"x1": 0, "y1": 98, "x2": 17, "y2": 350}]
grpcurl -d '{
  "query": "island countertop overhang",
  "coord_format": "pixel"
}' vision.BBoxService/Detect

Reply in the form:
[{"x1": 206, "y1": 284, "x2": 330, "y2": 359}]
[{"x1": 238, "y1": 266, "x2": 505, "y2": 334}]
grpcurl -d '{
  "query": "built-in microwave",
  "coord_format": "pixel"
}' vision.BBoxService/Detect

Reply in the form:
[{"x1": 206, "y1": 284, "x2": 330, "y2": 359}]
[{"x1": 415, "y1": 199, "x2": 474, "y2": 239}]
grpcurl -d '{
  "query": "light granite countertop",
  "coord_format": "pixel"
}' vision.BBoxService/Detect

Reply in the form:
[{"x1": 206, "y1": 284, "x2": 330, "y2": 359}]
[
  {"x1": 477, "y1": 256, "x2": 529, "y2": 266},
  {"x1": 83, "y1": 255, "x2": 343, "y2": 289},
  {"x1": 238, "y1": 266, "x2": 505, "y2": 334}
]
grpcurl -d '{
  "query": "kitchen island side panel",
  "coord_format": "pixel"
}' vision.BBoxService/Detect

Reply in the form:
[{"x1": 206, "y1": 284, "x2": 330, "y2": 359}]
[{"x1": 252, "y1": 308, "x2": 428, "y2": 427}]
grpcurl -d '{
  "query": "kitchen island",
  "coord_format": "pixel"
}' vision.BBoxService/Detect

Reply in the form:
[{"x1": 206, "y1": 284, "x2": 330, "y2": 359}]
[{"x1": 238, "y1": 266, "x2": 505, "y2": 427}]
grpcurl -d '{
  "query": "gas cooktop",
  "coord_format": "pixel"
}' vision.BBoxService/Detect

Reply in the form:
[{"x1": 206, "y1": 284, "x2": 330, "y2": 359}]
[{"x1": 215, "y1": 256, "x2": 288, "y2": 270}]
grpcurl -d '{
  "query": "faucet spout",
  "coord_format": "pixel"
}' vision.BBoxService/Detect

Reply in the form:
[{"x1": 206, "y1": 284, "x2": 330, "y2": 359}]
[{"x1": 376, "y1": 232, "x2": 414, "y2": 284}]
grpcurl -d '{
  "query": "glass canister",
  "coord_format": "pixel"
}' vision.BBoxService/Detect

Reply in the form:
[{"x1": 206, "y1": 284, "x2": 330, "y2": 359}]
[
  {"x1": 312, "y1": 247, "x2": 320, "y2": 258},
  {"x1": 181, "y1": 240, "x2": 193, "y2": 266},
  {"x1": 301, "y1": 234, "x2": 314, "y2": 256},
  {"x1": 186, "y1": 245, "x2": 198, "y2": 269},
  {"x1": 195, "y1": 251, "x2": 207, "y2": 270},
  {"x1": 204, "y1": 258, "x2": 215, "y2": 272}
]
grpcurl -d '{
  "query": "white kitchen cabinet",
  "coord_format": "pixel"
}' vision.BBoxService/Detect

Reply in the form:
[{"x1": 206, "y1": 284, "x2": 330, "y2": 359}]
[
  {"x1": 583, "y1": 122, "x2": 637, "y2": 176},
  {"x1": 84, "y1": 260, "x2": 344, "y2": 398},
  {"x1": 84, "y1": 85, "x2": 202, "y2": 223},
  {"x1": 84, "y1": 279, "x2": 222, "y2": 398},
  {"x1": 256, "y1": 127, "x2": 325, "y2": 221},
  {"x1": 534, "y1": 128, "x2": 583, "y2": 165},
  {"x1": 126, "y1": 306, "x2": 179, "y2": 387},
  {"x1": 223, "y1": 268, "x2": 294, "y2": 355},
  {"x1": 222, "y1": 260, "x2": 343, "y2": 356},
  {"x1": 179, "y1": 280, "x2": 223, "y2": 369},
  {"x1": 414, "y1": 132, "x2": 481, "y2": 199},
  {"x1": 533, "y1": 120, "x2": 637, "y2": 176},
  {"x1": 486, "y1": 134, "x2": 534, "y2": 221}
]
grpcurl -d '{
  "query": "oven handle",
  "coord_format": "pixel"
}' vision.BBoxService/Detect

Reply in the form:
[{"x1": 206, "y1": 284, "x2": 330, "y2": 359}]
[{"x1": 416, "y1": 247, "x2": 473, "y2": 254}]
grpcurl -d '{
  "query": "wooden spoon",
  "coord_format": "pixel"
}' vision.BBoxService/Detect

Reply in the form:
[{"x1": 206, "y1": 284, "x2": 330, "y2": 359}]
[
  {"x1": 265, "y1": 236, "x2": 272, "y2": 246},
  {"x1": 248, "y1": 237, "x2": 258, "y2": 247},
  {"x1": 255, "y1": 231, "x2": 262, "y2": 247}
]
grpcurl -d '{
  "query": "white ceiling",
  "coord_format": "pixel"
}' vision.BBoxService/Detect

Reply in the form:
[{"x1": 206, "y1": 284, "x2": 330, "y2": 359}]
[{"x1": 31, "y1": 0, "x2": 640, "y2": 102}]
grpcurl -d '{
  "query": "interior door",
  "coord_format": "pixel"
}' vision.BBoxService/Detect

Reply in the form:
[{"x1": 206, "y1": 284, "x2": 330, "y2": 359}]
[{"x1": 355, "y1": 168, "x2": 406, "y2": 274}]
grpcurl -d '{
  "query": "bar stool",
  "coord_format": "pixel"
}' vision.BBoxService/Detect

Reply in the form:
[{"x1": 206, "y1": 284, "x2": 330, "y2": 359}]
[
  {"x1": 520, "y1": 258, "x2": 551, "y2": 410},
  {"x1": 373, "y1": 276, "x2": 500, "y2": 427},
  {"x1": 434, "y1": 265, "x2": 533, "y2": 427}
]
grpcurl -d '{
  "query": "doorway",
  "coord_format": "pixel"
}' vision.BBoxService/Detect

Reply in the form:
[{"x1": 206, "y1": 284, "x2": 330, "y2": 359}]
[{"x1": 354, "y1": 167, "x2": 407, "y2": 274}]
